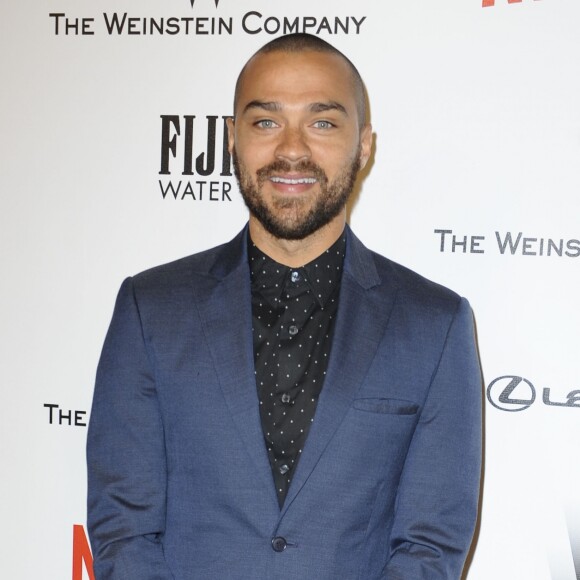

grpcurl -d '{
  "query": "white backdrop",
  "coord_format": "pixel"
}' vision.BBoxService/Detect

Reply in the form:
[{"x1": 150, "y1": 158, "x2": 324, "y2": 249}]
[{"x1": 1, "y1": 1, "x2": 579, "y2": 578}]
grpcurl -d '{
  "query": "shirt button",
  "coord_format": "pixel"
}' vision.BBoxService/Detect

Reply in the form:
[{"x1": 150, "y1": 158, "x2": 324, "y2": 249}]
[
  {"x1": 271, "y1": 536, "x2": 287, "y2": 552},
  {"x1": 289, "y1": 325, "x2": 299, "y2": 336},
  {"x1": 279, "y1": 464, "x2": 290, "y2": 475},
  {"x1": 290, "y1": 271, "x2": 300, "y2": 283},
  {"x1": 281, "y1": 393, "x2": 291, "y2": 404}
]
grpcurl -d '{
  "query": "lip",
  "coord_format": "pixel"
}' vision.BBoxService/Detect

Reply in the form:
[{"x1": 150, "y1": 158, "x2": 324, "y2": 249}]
[{"x1": 268, "y1": 174, "x2": 318, "y2": 194}]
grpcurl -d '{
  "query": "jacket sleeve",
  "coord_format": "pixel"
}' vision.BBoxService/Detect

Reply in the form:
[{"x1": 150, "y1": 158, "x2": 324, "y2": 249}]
[
  {"x1": 87, "y1": 278, "x2": 175, "y2": 579},
  {"x1": 382, "y1": 297, "x2": 483, "y2": 579}
]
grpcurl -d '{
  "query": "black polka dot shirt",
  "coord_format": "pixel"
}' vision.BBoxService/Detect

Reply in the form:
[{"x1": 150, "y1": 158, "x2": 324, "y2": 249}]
[{"x1": 249, "y1": 233, "x2": 346, "y2": 507}]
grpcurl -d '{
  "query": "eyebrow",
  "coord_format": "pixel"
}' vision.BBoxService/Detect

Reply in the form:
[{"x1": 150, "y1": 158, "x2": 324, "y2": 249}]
[
  {"x1": 242, "y1": 101, "x2": 282, "y2": 114},
  {"x1": 242, "y1": 100, "x2": 348, "y2": 116},
  {"x1": 309, "y1": 101, "x2": 348, "y2": 116}
]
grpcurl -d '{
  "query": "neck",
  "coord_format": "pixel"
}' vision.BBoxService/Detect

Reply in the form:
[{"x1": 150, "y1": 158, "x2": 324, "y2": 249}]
[{"x1": 249, "y1": 214, "x2": 346, "y2": 267}]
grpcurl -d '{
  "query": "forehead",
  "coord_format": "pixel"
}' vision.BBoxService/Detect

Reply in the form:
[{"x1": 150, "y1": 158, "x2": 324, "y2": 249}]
[{"x1": 236, "y1": 50, "x2": 357, "y2": 115}]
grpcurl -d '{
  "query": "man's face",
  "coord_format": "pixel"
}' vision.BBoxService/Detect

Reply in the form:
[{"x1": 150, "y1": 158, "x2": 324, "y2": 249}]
[{"x1": 228, "y1": 50, "x2": 372, "y2": 241}]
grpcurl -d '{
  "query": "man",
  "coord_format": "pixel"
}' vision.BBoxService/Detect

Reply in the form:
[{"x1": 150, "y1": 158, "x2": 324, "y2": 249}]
[{"x1": 87, "y1": 33, "x2": 482, "y2": 579}]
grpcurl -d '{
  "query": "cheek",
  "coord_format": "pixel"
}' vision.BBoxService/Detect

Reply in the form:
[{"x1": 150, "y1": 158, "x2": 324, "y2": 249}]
[
  {"x1": 311, "y1": 142, "x2": 358, "y2": 172},
  {"x1": 235, "y1": 139, "x2": 275, "y2": 171}
]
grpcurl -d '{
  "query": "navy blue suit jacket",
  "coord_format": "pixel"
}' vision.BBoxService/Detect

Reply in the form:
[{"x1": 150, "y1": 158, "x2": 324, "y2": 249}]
[{"x1": 87, "y1": 226, "x2": 482, "y2": 579}]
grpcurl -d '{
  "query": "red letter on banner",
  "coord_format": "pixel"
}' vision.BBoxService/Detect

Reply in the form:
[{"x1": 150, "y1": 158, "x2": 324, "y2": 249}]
[
  {"x1": 72, "y1": 525, "x2": 95, "y2": 580},
  {"x1": 483, "y1": 0, "x2": 541, "y2": 6}
]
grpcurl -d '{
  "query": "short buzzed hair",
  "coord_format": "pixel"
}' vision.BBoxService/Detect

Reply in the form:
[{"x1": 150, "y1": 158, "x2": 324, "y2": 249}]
[{"x1": 233, "y1": 33, "x2": 368, "y2": 126}]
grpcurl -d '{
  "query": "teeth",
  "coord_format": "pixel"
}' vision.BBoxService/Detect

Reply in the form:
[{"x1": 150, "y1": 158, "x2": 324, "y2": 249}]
[{"x1": 270, "y1": 177, "x2": 317, "y2": 185}]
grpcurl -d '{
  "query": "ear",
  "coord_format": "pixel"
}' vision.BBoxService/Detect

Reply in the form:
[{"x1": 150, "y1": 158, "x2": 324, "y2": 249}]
[
  {"x1": 226, "y1": 117, "x2": 235, "y2": 155},
  {"x1": 358, "y1": 123, "x2": 373, "y2": 170}
]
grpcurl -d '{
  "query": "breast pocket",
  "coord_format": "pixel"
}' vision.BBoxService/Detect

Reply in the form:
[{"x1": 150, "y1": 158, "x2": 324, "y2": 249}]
[{"x1": 352, "y1": 397, "x2": 419, "y2": 415}]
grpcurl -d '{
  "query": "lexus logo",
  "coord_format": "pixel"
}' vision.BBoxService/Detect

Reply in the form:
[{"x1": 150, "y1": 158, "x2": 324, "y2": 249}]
[
  {"x1": 487, "y1": 375, "x2": 580, "y2": 412},
  {"x1": 487, "y1": 375, "x2": 536, "y2": 412}
]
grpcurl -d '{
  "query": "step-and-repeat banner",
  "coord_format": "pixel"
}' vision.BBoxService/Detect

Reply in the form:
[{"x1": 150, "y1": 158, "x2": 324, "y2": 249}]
[{"x1": 1, "y1": 1, "x2": 578, "y2": 578}]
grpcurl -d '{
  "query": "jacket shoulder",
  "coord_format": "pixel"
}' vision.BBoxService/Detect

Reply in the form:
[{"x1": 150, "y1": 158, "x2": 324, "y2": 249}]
[
  {"x1": 347, "y1": 227, "x2": 462, "y2": 311},
  {"x1": 370, "y1": 249, "x2": 464, "y2": 316},
  {"x1": 130, "y1": 229, "x2": 246, "y2": 292}
]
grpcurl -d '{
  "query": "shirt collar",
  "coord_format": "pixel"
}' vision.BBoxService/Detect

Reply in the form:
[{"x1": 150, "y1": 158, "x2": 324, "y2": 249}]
[{"x1": 248, "y1": 231, "x2": 347, "y2": 308}]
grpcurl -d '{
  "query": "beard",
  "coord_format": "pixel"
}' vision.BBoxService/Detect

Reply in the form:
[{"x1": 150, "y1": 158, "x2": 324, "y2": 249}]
[{"x1": 232, "y1": 149, "x2": 360, "y2": 241}]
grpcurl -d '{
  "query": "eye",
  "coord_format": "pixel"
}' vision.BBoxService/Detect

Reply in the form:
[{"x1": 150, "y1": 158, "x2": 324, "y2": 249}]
[
  {"x1": 312, "y1": 120, "x2": 335, "y2": 130},
  {"x1": 255, "y1": 119, "x2": 277, "y2": 129}
]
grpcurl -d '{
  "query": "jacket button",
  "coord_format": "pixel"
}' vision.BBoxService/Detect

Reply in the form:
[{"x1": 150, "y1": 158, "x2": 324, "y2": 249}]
[{"x1": 271, "y1": 536, "x2": 287, "y2": 552}]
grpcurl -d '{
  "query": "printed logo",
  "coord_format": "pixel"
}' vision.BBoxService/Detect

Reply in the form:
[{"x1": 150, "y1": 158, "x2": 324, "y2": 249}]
[
  {"x1": 44, "y1": 403, "x2": 88, "y2": 426},
  {"x1": 189, "y1": 0, "x2": 221, "y2": 7},
  {"x1": 49, "y1": 5, "x2": 366, "y2": 37},
  {"x1": 487, "y1": 375, "x2": 536, "y2": 412},
  {"x1": 158, "y1": 114, "x2": 234, "y2": 202},
  {"x1": 433, "y1": 229, "x2": 579, "y2": 258},
  {"x1": 483, "y1": 0, "x2": 542, "y2": 7},
  {"x1": 73, "y1": 525, "x2": 94, "y2": 580},
  {"x1": 487, "y1": 375, "x2": 580, "y2": 412}
]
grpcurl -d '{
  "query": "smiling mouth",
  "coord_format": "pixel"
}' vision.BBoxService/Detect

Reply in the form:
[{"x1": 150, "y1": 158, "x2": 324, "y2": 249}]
[{"x1": 269, "y1": 176, "x2": 317, "y2": 185}]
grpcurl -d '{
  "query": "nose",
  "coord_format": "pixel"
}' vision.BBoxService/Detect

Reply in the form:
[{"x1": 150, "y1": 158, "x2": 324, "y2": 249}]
[{"x1": 275, "y1": 127, "x2": 311, "y2": 163}]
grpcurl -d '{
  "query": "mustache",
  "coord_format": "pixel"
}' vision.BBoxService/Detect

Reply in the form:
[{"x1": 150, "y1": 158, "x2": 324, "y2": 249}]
[{"x1": 255, "y1": 160, "x2": 328, "y2": 185}]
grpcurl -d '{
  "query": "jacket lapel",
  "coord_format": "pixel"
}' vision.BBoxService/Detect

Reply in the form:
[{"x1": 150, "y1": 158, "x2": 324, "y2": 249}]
[
  {"x1": 192, "y1": 228, "x2": 279, "y2": 508},
  {"x1": 191, "y1": 226, "x2": 400, "y2": 516},
  {"x1": 280, "y1": 228, "x2": 399, "y2": 515}
]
